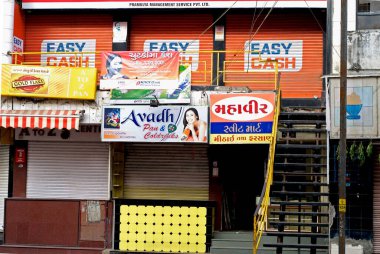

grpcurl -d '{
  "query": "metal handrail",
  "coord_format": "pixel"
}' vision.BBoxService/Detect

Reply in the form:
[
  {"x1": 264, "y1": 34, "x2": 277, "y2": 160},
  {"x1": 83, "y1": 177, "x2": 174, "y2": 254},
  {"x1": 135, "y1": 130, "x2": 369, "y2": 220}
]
[
  {"x1": 8, "y1": 50, "x2": 278, "y2": 87},
  {"x1": 253, "y1": 63, "x2": 280, "y2": 254}
]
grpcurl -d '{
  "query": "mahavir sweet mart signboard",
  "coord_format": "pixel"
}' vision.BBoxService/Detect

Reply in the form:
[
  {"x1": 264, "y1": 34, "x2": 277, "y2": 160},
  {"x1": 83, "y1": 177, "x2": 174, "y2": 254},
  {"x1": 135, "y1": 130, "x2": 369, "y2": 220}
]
[{"x1": 22, "y1": 0, "x2": 326, "y2": 9}]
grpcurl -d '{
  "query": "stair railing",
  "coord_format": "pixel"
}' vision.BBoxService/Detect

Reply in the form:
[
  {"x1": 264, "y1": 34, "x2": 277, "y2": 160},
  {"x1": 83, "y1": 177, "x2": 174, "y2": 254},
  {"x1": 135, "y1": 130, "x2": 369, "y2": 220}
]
[{"x1": 253, "y1": 61, "x2": 280, "y2": 254}]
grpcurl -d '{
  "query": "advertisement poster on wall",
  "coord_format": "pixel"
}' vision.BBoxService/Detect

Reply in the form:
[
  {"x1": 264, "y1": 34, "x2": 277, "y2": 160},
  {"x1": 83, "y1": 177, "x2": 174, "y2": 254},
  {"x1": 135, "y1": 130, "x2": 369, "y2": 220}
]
[
  {"x1": 100, "y1": 51, "x2": 179, "y2": 90},
  {"x1": 209, "y1": 93, "x2": 275, "y2": 144},
  {"x1": 1, "y1": 64, "x2": 97, "y2": 100},
  {"x1": 109, "y1": 64, "x2": 191, "y2": 104},
  {"x1": 101, "y1": 105, "x2": 208, "y2": 143}
]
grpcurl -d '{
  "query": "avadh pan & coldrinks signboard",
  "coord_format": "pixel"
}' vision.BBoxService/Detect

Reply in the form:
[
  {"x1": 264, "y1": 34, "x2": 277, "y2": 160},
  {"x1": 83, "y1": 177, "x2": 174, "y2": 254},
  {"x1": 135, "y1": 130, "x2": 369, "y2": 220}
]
[
  {"x1": 101, "y1": 106, "x2": 208, "y2": 143},
  {"x1": 209, "y1": 93, "x2": 275, "y2": 144}
]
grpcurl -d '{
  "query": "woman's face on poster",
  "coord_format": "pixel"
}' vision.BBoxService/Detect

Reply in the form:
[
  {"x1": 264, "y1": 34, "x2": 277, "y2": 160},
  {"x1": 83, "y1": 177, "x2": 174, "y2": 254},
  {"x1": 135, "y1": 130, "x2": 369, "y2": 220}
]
[
  {"x1": 109, "y1": 56, "x2": 123, "y2": 74},
  {"x1": 186, "y1": 110, "x2": 197, "y2": 124}
]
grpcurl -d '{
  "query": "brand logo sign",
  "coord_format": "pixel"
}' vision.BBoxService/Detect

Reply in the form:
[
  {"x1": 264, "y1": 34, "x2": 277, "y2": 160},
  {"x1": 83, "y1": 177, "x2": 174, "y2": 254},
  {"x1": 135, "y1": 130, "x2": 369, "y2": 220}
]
[
  {"x1": 210, "y1": 93, "x2": 276, "y2": 144},
  {"x1": 244, "y1": 40, "x2": 303, "y2": 72},
  {"x1": 144, "y1": 40, "x2": 200, "y2": 71},
  {"x1": 41, "y1": 39, "x2": 96, "y2": 67}
]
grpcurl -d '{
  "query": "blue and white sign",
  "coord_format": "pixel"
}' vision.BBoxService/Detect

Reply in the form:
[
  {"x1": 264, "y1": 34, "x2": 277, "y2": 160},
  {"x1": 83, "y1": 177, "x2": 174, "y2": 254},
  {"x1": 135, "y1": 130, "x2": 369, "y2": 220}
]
[
  {"x1": 41, "y1": 39, "x2": 96, "y2": 67},
  {"x1": 13, "y1": 36, "x2": 24, "y2": 53},
  {"x1": 244, "y1": 40, "x2": 303, "y2": 72},
  {"x1": 144, "y1": 40, "x2": 200, "y2": 71}
]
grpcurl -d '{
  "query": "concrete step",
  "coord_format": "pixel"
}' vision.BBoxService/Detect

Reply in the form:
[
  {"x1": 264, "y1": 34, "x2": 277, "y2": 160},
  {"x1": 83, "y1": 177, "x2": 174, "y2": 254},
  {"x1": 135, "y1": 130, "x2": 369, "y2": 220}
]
[
  {"x1": 211, "y1": 239, "x2": 252, "y2": 248},
  {"x1": 209, "y1": 246, "x2": 252, "y2": 254},
  {"x1": 212, "y1": 231, "x2": 252, "y2": 240}
]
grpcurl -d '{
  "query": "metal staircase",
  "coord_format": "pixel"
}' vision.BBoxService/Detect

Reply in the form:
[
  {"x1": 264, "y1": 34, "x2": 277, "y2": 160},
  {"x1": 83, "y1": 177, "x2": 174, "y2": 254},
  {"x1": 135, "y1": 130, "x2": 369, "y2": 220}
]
[{"x1": 263, "y1": 106, "x2": 330, "y2": 254}]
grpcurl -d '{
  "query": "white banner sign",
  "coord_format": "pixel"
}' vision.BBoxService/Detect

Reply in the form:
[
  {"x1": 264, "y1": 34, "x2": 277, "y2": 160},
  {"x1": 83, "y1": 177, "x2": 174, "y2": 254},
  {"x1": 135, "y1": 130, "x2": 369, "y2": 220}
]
[{"x1": 102, "y1": 105, "x2": 208, "y2": 143}]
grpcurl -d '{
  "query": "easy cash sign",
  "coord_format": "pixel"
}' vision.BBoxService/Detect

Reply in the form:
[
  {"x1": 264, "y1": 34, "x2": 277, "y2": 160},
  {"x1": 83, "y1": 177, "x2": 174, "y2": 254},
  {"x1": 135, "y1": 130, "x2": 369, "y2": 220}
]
[
  {"x1": 244, "y1": 40, "x2": 303, "y2": 72},
  {"x1": 210, "y1": 93, "x2": 275, "y2": 144}
]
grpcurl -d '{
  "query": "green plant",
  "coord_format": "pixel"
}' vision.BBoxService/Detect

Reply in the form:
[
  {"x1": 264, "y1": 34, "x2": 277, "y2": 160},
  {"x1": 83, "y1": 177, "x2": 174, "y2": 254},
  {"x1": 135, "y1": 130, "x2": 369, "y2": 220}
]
[
  {"x1": 349, "y1": 142, "x2": 357, "y2": 161},
  {"x1": 358, "y1": 142, "x2": 366, "y2": 166},
  {"x1": 367, "y1": 141, "x2": 373, "y2": 158}
]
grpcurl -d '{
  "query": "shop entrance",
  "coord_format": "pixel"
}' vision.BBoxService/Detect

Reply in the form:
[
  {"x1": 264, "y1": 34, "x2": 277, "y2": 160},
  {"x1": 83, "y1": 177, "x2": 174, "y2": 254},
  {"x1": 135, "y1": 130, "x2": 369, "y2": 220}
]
[{"x1": 210, "y1": 144, "x2": 267, "y2": 231}]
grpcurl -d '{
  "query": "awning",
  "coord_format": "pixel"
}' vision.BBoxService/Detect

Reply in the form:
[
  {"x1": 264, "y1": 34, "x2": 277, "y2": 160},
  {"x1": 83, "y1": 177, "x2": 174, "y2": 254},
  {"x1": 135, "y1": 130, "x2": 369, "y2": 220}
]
[{"x1": 0, "y1": 110, "x2": 84, "y2": 130}]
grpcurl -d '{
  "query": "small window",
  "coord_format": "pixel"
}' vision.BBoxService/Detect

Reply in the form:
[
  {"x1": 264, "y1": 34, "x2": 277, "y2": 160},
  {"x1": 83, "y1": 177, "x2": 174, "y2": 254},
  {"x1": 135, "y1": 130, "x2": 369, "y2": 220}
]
[{"x1": 358, "y1": 2, "x2": 370, "y2": 13}]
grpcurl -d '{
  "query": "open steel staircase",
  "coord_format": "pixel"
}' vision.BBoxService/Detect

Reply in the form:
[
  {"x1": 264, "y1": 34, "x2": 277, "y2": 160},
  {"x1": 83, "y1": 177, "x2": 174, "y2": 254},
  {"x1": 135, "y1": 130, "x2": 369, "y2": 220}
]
[{"x1": 263, "y1": 106, "x2": 330, "y2": 254}]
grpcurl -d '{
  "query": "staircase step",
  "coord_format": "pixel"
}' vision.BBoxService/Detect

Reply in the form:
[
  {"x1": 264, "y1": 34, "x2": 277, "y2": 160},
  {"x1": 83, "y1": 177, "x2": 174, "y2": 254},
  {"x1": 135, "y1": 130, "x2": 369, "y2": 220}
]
[
  {"x1": 211, "y1": 239, "x2": 252, "y2": 248},
  {"x1": 273, "y1": 172, "x2": 327, "y2": 176},
  {"x1": 209, "y1": 246, "x2": 252, "y2": 254},
  {"x1": 271, "y1": 201, "x2": 329, "y2": 206},
  {"x1": 272, "y1": 191, "x2": 329, "y2": 196},
  {"x1": 276, "y1": 144, "x2": 326, "y2": 149},
  {"x1": 212, "y1": 231, "x2": 252, "y2": 240},
  {"x1": 279, "y1": 128, "x2": 326, "y2": 133},
  {"x1": 269, "y1": 221, "x2": 329, "y2": 227},
  {"x1": 280, "y1": 111, "x2": 325, "y2": 117},
  {"x1": 275, "y1": 162, "x2": 326, "y2": 168},
  {"x1": 276, "y1": 153, "x2": 326, "y2": 158},
  {"x1": 280, "y1": 120, "x2": 326, "y2": 125},
  {"x1": 272, "y1": 181, "x2": 328, "y2": 186},
  {"x1": 278, "y1": 137, "x2": 327, "y2": 142},
  {"x1": 263, "y1": 243, "x2": 329, "y2": 249},
  {"x1": 270, "y1": 211, "x2": 329, "y2": 216},
  {"x1": 265, "y1": 231, "x2": 329, "y2": 238}
]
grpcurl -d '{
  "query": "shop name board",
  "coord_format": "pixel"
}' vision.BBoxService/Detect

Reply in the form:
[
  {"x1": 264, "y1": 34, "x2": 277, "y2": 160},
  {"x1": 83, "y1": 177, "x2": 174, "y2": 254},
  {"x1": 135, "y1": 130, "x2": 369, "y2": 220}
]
[
  {"x1": 101, "y1": 106, "x2": 208, "y2": 143},
  {"x1": 22, "y1": 1, "x2": 327, "y2": 9},
  {"x1": 244, "y1": 40, "x2": 303, "y2": 72},
  {"x1": 15, "y1": 125, "x2": 101, "y2": 142},
  {"x1": 210, "y1": 93, "x2": 275, "y2": 144},
  {"x1": 144, "y1": 40, "x2": 200, "y2": 71},
  {"x1": 41, "y1": 39, "x2": 96, "y2": 67}
]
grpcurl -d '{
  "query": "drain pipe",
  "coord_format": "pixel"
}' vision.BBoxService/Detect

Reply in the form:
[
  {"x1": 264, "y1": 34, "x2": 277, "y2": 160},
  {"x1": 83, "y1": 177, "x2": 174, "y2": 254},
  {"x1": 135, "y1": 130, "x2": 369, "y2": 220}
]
[{"x1": 0, "y1": 0, "x2": 15, "y2": 108}]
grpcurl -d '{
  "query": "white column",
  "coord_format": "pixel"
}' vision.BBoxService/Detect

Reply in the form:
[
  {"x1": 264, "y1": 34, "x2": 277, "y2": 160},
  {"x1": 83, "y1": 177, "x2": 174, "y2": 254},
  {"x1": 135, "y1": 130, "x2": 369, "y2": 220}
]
[{"x1": 0, "y1": 0, "x2": 15, "y2": 109}]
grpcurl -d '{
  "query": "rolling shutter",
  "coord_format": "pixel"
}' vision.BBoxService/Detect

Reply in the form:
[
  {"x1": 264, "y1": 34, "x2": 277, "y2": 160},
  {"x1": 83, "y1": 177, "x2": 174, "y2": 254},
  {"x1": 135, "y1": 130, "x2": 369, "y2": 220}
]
[
  {"x1": 225, "y1": 13, "x2": 323, "y2": 99},
  {"x1": 129, "y1": 14, "x2": 214, "y2": 85},
  {"x1": 0, "y1": 145, "x2": 9, "y2": 230},
  {"x1": 27, "y1": 142, "x2": 109, "y2": 200},
  {"x1": 124, "y1": 144, "x2": 209, "y2": 200},
  {"x1": 24, "y1": 14, "x2": 112, "y2": 68},
  {"x1": 373, "y1": 145, "x2": 380, "y2": 253}
]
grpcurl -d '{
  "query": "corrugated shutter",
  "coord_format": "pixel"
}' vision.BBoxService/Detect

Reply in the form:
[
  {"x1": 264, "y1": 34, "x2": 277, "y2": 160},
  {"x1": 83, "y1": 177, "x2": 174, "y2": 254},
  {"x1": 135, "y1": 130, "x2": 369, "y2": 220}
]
[
  {"x1": 27, "y1": 142, "x2": 109, "y2": 200},
  {"x1": 225, "y1": 13, "x2": 323, "y2": 99},
  {"x1": 129, "y1": 14, "x2": 214, "y2": 85},
  {"x1": 124, "y1": 144, "x2": 209, "y2": 200},
  {"x1": 373, "y1": 145, "x2": 380, "y2": 253},
  {"x1": 24, "y1": 14, "x2": 112, "y2": 68},
  {"x1": 0, "y1": 145, "x2": 9, "y2": 230}
]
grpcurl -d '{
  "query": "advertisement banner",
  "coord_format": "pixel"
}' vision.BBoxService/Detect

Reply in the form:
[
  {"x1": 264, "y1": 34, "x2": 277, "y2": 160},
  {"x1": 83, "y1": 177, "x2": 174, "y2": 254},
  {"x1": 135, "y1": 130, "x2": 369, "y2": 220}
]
[
  {"x1": 244, "y1": 40, "x2": 303, "y2": 72},
  {"x1": 1, "y1": 64, "x2": 97, "y2": 100},
  {"x1": 110, "y1": 64, "x2": 191, "y2": 104},
  {"x1": 101, "y1": 105, "x2": 208, "y2": 143},
  {"x1": 144, "y1": 40, "x2": 200, "y2": 71},
  {"x1": 210, "y1": 93, "x2": 275, "y2": 144},
  {"x1": 100, "y1": 51, "x2": 179, "y2": 90}
]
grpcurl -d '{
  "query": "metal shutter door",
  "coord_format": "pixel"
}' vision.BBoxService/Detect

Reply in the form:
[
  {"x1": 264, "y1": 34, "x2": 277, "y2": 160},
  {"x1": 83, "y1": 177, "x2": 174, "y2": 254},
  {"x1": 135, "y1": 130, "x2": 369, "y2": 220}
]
[
  {"x1": 27, "y1": 142, "x2": 109, "y2": 200},
  {"x1": 0, "y1": 145, "x2": 9, "y2": 230},
  {"x1": 124, "y1": 144, "x2": 209, "y2": 200},
  {"x1": 374, "y1": 145, "x2": 380, "y2": 253},
  {"x1": 24, "y1": 14, "x2": 112, "y2": 69},
  {"x1": 225, "y1": 13, "x2": 323, "y2": 99}
]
